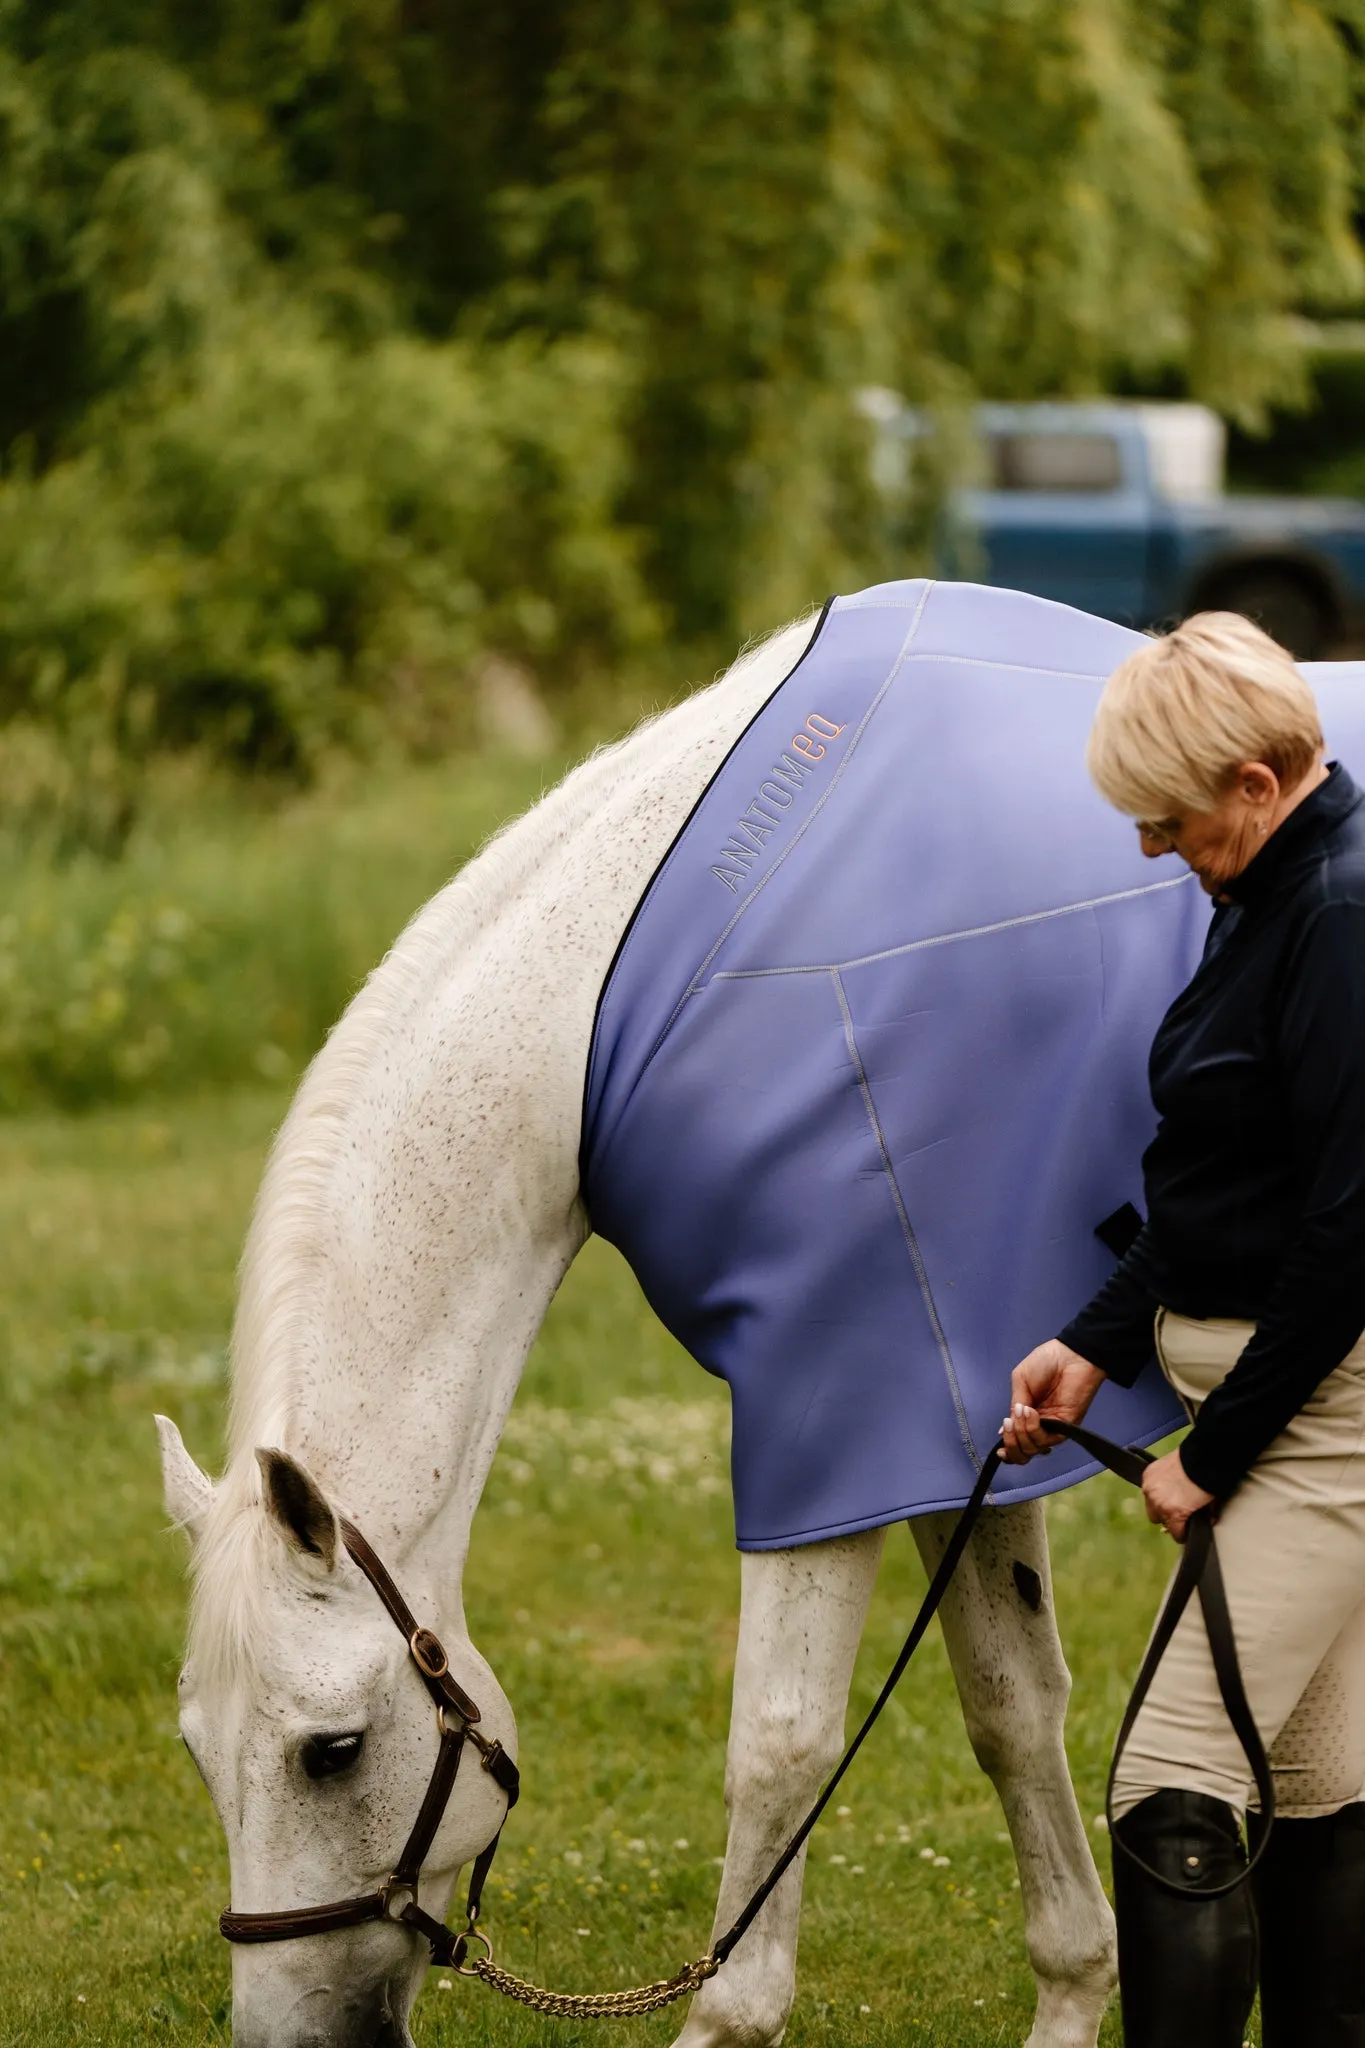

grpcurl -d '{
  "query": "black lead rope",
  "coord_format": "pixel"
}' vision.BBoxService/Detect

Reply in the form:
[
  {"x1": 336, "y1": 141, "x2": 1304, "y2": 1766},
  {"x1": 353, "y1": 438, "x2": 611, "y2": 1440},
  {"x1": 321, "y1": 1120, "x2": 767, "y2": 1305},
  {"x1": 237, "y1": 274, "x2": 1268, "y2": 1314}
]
[
  {"x1": 710, "y1": 1433, "x2": 1006, "y2": 1963},
  {"x1": 256, "y1": 1413, "x2": 1271, "y2": 2010},
  {"x1": 710, "y1": 1418, "x2": 1271, "y2": 1959},
  {"x1": 1035, "y1": 1419, "x2": 1274, "y2": 1894}
]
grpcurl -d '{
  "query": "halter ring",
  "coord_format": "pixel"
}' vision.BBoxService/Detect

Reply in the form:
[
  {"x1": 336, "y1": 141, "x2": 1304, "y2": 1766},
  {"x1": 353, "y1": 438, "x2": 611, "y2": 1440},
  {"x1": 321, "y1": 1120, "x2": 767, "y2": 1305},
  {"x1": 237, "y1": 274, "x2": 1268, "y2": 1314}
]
[{"x1": 455, "y1": 1927, "x2": 493, "y2": 1976}]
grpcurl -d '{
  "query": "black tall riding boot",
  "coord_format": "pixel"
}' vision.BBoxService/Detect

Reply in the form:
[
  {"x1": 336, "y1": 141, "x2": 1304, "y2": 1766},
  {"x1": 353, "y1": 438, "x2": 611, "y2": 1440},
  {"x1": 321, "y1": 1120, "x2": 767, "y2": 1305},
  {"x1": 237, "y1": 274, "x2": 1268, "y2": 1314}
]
[
  {"x1": 1111, "y1": 1789, "x2": 1258, "y2": 2048},
  {"x1": 1250, "y1": 1802, "x2": 1365, "y2": 2047}
]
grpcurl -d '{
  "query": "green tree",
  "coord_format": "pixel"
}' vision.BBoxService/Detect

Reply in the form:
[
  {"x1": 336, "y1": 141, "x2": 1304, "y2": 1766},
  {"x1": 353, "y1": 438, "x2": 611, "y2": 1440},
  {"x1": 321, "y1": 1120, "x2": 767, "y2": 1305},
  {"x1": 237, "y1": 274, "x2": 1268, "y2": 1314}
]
[{"x1": 1, "y1": 0, "x2": 1362, "y2": 816}]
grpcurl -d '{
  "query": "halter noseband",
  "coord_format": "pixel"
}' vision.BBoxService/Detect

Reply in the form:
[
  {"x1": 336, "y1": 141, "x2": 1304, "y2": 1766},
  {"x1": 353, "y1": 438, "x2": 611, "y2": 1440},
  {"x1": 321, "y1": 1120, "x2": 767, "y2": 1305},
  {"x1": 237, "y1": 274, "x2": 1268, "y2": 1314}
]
[{"x1": 218, "y1": 1515, "x2": 520, "y2": 1968}]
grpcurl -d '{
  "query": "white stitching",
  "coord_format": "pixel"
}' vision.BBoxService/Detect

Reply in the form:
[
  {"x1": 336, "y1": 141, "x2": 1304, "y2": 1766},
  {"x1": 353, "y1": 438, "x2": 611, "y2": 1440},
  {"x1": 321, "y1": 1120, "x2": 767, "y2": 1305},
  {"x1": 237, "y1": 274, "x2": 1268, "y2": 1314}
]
[
  {"x1": 711, "y1": 871, "x2": 1196, "y2": 981},
  {"x1": 899, "y1": 651, "x2": 1115, "y2": 681}
]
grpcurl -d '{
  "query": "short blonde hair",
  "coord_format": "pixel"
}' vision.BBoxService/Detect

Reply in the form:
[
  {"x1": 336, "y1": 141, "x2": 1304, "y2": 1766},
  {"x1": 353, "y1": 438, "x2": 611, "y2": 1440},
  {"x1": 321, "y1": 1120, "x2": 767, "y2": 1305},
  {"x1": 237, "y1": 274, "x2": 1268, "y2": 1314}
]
[{"x1": 1087, "y1": 612, "x2": 1324, "y2": 819}]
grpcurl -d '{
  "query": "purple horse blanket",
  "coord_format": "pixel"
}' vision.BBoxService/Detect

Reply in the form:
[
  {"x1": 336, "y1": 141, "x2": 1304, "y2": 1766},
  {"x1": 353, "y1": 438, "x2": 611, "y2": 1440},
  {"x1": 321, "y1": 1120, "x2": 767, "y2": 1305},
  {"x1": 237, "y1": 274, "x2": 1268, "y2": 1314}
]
[{"x1": 581, "y1": 580, "x2": 1365, "y2": 1549}]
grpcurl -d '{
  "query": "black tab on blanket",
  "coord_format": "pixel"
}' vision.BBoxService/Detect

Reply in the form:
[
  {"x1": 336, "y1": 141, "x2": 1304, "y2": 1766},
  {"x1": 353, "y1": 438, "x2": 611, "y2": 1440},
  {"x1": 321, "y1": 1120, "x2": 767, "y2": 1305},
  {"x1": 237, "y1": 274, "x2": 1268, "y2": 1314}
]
[{"x1": 1094, "y1": 1202, "x2": 1143, "y2": 1259}]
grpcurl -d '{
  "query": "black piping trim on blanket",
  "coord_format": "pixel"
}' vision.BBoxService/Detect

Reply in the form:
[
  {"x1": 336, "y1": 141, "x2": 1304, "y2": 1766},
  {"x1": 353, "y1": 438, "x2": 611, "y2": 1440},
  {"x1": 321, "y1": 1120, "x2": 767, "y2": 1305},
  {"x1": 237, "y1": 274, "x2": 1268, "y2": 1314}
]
[{"x1": 576, "y1": 594, "x2": 838, "y2": 1212}]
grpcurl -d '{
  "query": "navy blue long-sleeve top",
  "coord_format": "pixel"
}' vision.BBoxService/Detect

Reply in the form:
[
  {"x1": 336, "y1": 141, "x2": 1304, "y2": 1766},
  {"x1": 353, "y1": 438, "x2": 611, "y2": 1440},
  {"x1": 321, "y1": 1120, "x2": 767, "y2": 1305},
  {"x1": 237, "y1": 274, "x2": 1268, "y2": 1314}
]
[{"x1": 1058, "y1": 763, "x2": 1365, "y2": 1497}]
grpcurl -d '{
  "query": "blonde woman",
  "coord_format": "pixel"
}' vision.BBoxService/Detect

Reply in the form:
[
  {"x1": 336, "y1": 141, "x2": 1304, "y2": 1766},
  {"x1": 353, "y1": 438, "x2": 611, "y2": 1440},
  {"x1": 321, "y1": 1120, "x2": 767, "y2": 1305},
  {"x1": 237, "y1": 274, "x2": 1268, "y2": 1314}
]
[{"x1": 1003, "y1": 613, "x2": 1365, "y2": 2048}]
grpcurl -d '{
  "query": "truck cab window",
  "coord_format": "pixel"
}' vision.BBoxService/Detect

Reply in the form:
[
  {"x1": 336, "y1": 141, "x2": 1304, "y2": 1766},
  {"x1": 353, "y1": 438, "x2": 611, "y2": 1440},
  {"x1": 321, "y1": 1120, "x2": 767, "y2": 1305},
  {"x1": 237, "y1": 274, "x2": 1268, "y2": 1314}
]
[{"x1": 989, "y1": 433, "x2": 1123, "y2": 492}]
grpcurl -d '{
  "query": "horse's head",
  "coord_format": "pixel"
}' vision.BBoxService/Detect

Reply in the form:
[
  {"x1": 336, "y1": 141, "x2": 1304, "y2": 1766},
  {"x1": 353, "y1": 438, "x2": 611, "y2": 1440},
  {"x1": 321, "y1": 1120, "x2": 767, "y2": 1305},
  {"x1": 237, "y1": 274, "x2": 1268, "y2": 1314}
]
[{"x1": 157, "y1": 1416, "x2": 515, "y2": 2048}]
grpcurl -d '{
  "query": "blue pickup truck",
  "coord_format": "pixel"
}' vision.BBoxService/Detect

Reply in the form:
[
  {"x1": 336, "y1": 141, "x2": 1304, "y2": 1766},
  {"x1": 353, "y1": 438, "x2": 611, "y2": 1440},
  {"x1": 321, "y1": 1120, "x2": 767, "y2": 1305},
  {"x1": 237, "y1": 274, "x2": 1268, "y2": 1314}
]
[{"x1": 910, "y1": 400, "x2": 1365, "y2": 659}]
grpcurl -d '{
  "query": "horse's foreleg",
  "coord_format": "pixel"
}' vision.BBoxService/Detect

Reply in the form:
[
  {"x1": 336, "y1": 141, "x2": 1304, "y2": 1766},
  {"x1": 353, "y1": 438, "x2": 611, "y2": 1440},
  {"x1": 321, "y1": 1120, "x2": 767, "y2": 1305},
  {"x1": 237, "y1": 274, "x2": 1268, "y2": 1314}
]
[
  {"x1": 672, "y1": 1528, "x2": 885, "y2": 2048},
  {"x1": 913, "y1": 1499, "x2": 1116, "y2": 2048}
]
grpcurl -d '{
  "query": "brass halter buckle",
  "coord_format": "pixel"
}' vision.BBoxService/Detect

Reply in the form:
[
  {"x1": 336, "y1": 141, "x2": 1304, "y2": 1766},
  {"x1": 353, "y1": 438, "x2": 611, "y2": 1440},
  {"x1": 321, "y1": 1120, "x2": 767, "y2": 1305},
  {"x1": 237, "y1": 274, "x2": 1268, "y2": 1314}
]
[
  {"x1": 381, "y1": 1879, "x2": 419, "y2": 1924},
  {"x1": 409, "y1": 1628, "x2": 449, "y2": 1681}
]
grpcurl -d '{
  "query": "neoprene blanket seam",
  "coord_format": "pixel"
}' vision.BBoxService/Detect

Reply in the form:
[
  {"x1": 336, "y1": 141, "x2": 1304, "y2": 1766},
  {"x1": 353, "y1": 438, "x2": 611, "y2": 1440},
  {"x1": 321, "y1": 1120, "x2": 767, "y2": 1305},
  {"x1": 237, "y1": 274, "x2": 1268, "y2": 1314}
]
[
  {"x1": 831, "y1": 968, "x2": 979, "y2": 1474},
  {"x1": 900, "y1": 653, "x2": 1113, "y2": 681},
  {"x1": 702, "y1": 871, "x2": 1198, "y2": 981},
  {"x1": 627, "y1": 580, "x2": 935, "y2": 1094}
]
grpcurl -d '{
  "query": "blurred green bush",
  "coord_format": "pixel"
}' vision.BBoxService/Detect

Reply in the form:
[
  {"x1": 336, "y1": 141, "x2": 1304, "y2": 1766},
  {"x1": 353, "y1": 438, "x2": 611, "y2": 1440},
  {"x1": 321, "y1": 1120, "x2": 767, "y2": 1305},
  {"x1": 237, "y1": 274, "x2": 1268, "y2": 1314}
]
[
  {"x1": 0, "y1": 45, "x2": 657, "y2": 846},
  {"x1": 0, "y1": 317, "x2": 653, "y2": 839},
  {"x1": 0, "y1": 752, "x2": 555, "y2": 1110},
  {"x1": 1, "y1": 3, "x2": 1363, "y2": 854}
]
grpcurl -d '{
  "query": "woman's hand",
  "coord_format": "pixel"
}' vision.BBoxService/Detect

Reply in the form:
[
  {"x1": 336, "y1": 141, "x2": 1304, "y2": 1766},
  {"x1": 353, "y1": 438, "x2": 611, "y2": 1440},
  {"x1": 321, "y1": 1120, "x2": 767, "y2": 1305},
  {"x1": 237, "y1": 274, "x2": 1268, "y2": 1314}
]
[
  {"x1": 1141, "y1": 1450, "x2": 1215, "y2": 1543},
  {"x1": 1001, "y1": 1341, "x2": 1106, "y2": 1464}
]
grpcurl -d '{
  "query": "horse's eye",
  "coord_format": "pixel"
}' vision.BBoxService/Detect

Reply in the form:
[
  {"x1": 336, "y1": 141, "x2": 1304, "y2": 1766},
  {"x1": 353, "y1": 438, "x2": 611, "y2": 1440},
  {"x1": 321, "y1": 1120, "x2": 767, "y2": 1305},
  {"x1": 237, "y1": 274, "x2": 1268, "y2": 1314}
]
[{"x1": 301, "y1": 1731, "x2": 365, "y2": 1781}]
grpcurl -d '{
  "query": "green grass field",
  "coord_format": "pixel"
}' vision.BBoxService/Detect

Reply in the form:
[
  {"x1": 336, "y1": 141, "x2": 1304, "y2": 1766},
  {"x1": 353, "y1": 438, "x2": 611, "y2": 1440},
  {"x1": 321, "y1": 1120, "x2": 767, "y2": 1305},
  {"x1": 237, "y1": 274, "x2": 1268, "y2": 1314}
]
[{"x1": 0, "y1": 1083, "x2": 1220, "y2": 2046}]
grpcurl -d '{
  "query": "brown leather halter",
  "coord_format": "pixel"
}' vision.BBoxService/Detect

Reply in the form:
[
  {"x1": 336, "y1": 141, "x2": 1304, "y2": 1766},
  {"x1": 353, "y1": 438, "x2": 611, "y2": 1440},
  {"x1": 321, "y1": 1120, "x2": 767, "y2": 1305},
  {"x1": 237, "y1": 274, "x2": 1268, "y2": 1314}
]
[
  {"x1": 219, "y1": 1516, "x2": 519, "y2": 1969},
  {"x1": 218, "y1": 1414, "x2": 1275, "y2": 2009}
]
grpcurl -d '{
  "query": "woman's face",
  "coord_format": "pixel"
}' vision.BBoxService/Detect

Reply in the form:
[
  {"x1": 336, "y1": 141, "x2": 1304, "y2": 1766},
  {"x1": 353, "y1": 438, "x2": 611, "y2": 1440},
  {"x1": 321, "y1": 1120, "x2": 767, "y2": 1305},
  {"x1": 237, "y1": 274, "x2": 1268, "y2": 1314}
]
[{"x1": 1136, "y1": 763, "x2": 1280, "y2": 896}]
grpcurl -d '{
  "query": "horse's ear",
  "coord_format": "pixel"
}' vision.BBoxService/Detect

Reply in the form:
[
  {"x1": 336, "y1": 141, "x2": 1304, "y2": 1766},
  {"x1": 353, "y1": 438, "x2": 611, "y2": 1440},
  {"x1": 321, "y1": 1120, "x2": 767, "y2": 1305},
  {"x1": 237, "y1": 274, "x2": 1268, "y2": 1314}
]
[
  {"x1": 256, "y1": 1448, "x2": 339, "y2": 1572},
  {"x1": 156, "y1": 1414, "x2": 215, "y2": 1544}
]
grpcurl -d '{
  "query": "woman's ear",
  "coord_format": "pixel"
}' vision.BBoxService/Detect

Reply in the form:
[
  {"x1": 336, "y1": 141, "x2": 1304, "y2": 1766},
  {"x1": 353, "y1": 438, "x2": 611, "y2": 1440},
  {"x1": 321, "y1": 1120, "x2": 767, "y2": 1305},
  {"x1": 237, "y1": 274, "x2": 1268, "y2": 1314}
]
[{"x1": 1237, "y1": 760, "x2": 1280, "y2": 810}]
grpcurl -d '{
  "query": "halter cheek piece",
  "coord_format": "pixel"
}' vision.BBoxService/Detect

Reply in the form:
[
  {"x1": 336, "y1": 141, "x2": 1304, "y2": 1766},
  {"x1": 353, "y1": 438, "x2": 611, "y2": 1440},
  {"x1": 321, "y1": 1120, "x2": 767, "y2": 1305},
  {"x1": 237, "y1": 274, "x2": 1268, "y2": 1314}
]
[{"x1": 218, "y1": 1516, "x2": 519, "y2": 1969}]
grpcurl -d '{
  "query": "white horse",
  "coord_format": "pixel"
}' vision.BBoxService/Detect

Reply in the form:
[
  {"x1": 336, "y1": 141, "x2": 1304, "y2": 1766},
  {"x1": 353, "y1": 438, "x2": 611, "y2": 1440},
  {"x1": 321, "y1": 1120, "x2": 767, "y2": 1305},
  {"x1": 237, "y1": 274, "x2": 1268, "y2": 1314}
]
[{"x1": 158, "y1": 613, "x2": 1117, "y2": 2048}]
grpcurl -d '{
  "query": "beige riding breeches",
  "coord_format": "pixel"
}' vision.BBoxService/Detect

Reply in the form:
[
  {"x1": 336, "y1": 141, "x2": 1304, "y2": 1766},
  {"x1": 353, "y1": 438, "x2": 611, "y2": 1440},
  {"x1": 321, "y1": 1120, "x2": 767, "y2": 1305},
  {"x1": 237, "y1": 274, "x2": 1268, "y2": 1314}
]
[{"x1": 1109, "y1": 1309, "x2": 1365, "y2": 1822}]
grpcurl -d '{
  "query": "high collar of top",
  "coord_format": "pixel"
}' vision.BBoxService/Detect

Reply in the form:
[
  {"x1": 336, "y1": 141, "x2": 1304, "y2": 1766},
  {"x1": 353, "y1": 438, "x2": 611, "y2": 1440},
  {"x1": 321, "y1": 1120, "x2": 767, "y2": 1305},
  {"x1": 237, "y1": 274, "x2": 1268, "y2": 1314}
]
[{"x1": 1220, "y1": 763, "x2": 1364, "y2": 911}]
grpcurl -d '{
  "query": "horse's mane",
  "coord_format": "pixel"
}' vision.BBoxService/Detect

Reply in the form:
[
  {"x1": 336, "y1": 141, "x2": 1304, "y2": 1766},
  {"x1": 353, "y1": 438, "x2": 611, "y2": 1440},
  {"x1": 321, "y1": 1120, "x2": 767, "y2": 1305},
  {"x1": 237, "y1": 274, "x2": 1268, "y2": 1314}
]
[{"x1": 186, "y1": 619, "x2": 813, "y2": 1688}]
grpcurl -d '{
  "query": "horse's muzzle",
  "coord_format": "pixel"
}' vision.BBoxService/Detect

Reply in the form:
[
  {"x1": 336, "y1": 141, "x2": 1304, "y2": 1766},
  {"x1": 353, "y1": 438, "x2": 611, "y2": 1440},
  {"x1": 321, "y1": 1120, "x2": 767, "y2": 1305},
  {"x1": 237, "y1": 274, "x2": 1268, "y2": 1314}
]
[
  {"x1": 231, "y1": 2014, "x2": 412, "y2": 2048},
  {"x1": 228, "y1": 1970, "x2": 416, "y2": 2048}
]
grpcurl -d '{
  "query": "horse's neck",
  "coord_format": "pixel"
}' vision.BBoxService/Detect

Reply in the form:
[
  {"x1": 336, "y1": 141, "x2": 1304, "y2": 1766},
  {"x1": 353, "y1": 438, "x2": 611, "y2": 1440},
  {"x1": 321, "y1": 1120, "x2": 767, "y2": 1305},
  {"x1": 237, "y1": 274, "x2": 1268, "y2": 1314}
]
[{"x1": 229, "y1": 617, "x2": 814, "y2": 1604}]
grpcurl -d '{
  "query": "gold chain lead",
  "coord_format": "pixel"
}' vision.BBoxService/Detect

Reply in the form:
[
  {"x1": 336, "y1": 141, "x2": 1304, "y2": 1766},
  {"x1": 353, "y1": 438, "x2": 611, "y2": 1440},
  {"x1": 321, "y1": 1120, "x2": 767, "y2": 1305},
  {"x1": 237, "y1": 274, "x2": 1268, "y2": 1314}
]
[{"x1": 466, "y1": 1950, "x2": 720, "y2": 2018}]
